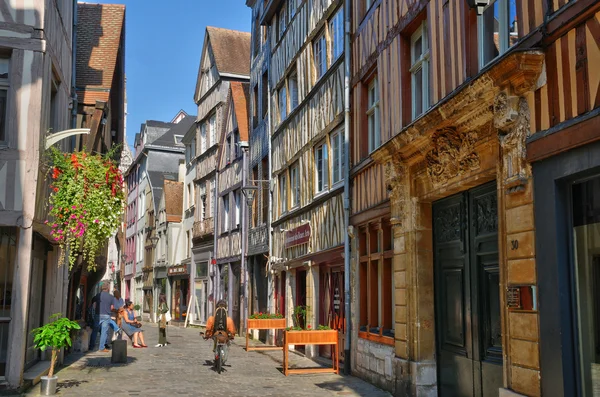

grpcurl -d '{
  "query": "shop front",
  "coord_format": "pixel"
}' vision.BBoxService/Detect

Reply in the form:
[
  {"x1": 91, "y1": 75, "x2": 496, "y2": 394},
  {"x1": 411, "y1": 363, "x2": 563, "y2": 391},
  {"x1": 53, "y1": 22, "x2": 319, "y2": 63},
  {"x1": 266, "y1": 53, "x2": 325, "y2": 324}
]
[
  {"x1": 532, "y1": 138, "x2": 600, "y2": 396},
  {"x1": 192, "y1": 259, "x2": 209, "y2": 325},
  {"x1": 168, "y1": 264, "x2": 190, "y2": 322}
]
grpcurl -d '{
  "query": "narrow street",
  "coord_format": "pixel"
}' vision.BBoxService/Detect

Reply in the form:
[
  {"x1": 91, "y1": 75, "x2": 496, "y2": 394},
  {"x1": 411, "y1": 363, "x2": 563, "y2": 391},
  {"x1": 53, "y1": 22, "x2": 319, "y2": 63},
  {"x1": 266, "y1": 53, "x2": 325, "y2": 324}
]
[{"x1": 24, "y1": 325, "x2": 390, "y2": 397}]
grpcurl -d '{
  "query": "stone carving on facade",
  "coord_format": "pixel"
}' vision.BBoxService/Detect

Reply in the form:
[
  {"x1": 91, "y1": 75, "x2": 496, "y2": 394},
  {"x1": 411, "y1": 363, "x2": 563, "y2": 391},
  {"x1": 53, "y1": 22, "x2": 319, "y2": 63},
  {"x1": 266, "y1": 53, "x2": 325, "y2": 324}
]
[
  {"x1": 493, "y1": 91, "x2": 531, "y2": 192},
  {"x1": 425, "y1": 127, "x2": 480, "y2": 186},
  {"x1": 384, "y1": 157, "x2": 408, "y2": 230}
]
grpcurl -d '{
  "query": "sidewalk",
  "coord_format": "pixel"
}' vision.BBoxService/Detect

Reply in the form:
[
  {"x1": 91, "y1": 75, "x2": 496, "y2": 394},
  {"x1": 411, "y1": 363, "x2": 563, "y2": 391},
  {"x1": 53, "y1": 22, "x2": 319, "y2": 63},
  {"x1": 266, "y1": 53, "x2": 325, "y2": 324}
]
[{"x1": 21, "y1": 323, "x2": 390, "y2": 397}]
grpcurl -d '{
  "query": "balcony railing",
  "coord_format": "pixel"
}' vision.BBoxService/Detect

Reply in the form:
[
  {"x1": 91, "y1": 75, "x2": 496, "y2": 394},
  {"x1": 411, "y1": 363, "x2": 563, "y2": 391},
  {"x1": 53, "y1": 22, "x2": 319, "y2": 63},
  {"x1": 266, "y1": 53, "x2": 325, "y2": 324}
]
[{"x1": 193, "y1": 218, "x2": 214, "y2": 240}]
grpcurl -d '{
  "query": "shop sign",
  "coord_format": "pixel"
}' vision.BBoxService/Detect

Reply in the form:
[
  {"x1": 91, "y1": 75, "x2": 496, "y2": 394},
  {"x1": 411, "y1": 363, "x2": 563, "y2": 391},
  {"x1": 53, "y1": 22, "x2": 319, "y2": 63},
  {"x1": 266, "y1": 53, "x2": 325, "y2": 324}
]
[
  {"x1": 168, "y1": 264, "x2": 188, "y2": 276},
  {"x1": 285, "y1": 224, "x2": 311, "y2": 249}
]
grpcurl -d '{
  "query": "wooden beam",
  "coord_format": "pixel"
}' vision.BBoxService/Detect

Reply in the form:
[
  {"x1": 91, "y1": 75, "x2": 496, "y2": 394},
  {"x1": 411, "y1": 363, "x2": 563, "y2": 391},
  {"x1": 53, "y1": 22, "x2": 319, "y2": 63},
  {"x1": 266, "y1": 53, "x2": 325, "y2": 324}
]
[{"x1": 526, "y1": 109, "x2": 600, "y2": 162}]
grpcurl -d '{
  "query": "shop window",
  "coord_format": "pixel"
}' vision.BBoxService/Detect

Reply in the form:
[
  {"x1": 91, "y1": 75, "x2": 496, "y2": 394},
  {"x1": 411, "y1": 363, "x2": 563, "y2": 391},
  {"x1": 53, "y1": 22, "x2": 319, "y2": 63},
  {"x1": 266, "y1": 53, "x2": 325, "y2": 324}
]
[
  {"x1": 571, "y1": 175, "x2": 600, "y2": 396},
  {"x1": 478, "y1": 0, "x2": 518, "y2": 68},
  {"x1": 358, "y1": 220, "x2": 394, "y2": 343}
]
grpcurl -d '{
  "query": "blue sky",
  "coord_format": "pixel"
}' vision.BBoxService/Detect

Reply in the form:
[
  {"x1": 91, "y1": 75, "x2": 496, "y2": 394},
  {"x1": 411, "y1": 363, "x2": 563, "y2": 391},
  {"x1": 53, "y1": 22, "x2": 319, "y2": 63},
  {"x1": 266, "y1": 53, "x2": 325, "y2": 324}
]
[{"x1": 93, "y1": 0, "x2": 251, "y2": 151}]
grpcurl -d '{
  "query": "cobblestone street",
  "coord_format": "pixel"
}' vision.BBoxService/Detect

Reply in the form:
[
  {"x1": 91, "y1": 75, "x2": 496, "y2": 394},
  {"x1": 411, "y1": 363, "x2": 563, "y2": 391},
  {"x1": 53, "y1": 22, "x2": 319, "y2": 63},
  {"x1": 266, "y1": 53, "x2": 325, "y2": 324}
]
[{"x1": 24, "y1": 324, "x2": 390, "y2": 397}]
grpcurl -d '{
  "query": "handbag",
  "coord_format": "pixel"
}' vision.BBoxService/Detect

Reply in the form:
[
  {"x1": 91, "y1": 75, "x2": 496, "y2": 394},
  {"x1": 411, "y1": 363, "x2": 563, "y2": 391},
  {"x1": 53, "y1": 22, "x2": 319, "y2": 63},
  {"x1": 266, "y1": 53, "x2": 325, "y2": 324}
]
[
  {"x1": 164, "y1": 311, "x2": 172, "y2": 323},
  {"x1": 133, "y1": 322, "x2": 142, "y2": 328}
]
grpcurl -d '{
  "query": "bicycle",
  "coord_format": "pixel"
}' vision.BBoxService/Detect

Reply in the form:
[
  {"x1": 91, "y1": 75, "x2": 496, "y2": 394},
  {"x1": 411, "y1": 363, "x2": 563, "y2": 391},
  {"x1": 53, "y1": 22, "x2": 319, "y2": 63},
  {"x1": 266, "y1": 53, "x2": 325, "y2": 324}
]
[{"x1": 200, "y1": 330, "x2": 230, "y2": 374}]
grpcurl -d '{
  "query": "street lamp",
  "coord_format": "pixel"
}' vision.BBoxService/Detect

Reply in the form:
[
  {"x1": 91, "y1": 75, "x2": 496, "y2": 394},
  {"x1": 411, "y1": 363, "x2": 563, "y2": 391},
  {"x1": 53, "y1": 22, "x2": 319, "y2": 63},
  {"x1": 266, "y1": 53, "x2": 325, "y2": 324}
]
[
  {"x1": 150, "y1": 236, "x2": 160, "y2": 248},
  {"x1": 241, "y1": 185, "x2": 258, "y2": 207}
]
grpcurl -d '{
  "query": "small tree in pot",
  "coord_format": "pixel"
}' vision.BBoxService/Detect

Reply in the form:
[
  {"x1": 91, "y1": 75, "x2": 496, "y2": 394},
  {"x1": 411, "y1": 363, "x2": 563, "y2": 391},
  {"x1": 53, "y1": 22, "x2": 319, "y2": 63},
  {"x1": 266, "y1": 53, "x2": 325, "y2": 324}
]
[{"x1": 31, "y1": 314, "x2": 81, "y2": 396}]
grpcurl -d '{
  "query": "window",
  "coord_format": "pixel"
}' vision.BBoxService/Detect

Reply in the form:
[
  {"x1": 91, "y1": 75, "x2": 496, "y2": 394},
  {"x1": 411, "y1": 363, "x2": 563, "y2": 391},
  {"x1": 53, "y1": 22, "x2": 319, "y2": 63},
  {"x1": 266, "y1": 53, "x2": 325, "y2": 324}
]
[
  {"x1": 331, "y1": 130, "x2": 344, "y2": 185},
  {"x1": 210, "y1": 177, "x2": 216, "y2": 217},
  {"x1": 279, "y1": 172, "x2": 288, "y2": 214},
  {"x1": 174, "y1": 135, "x2": 184, "y2": 145},
  {"x1": 186, "y1": 145, "x2": 191, "y2": 164},
  {"x1": 234, "y1": 190, "x2": 241, "y2": 228},
  {"x1": 290, "y1": 162, "x2": 300, "y2": 208},
  {"x1": 288, "y1": 71, "x2": 299, "y2": 112},
  {"x1": 209, "y1": 114, "x2": 217, "y2": 146},
  {"x1": 226, "y1": 135, "x2": 232, "y2": 164},
  {"x1": 191, "y1": 138, "x2": 196, "y2": 159},
  {"x1": 278, "y1": 85, "x2": 287, "y2": 123},
  {"x1": 315, "y1": 142, "x2": 329, "y2": 194},
  {"x1": 479, "y1": 0, "x2": 518, "y2": 68},
  {"x1": 288, "y1": 0, "x2": 296, "y2": 19},
  {"x1": 359, "y1": 220, "x2": 394, "y2": 342},
  {"x1": 410, "y1": 21, "x2": 430, "y2": 120},
  {"x1": 223, "y1": 195, "x2": 229, "y2": 233},
  {"x1": 200, "y1": 123, "x2": 207, "y2": 153},
  {"x1": 367, "y1": 78, "x2": 380, "y2": 153},
  {"x1": 252, "y1": 166, "x2": 259, "y2": 227},
  {"x1": 253, "y1": 84, "x2": 259, "y2": 127},
  {"x1": 261, "y1": 158, "x2": 269, "y2": 224},
  {"x1": 200, "y1": 188, "x2": 207, "y2": 221},
  {"x1": 279, "y1": 7, "x2": 287, "y2": 39},
  {"x1": 233, "y1": 130, "x2": 240, "y2": 159},
  {"x1": 0, "y1": 58, "x2": 9, "y2": 142},
  {"x1": 329, "y1": 8, "x2": 344, "y2": 61},
  {"x1": 187, "y1": 184, "x2": 193, "y2": 208},
  {"x1": 253, "y1": 15, "x2": 261, "y2": 58},
  {"x1": 313, "y1": 31, "x2": 327, "y2": 81},
  {"x1": 262, "y1": 71, "x2": 269, "y2": 119}
]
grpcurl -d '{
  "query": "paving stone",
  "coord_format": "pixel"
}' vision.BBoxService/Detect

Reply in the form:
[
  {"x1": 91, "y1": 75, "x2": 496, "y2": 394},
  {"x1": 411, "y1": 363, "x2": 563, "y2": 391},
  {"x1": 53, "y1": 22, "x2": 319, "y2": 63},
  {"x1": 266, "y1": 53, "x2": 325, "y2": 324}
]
[{"x1": 23, "y1": 324, "x2": 391, "y2": 397}]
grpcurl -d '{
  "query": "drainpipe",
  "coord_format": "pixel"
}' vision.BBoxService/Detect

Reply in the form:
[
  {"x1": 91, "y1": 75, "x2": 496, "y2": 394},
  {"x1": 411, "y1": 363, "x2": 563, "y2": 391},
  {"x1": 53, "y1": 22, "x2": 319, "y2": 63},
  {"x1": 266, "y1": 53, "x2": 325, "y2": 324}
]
[
  {"x1": 241, "y1": 142, "x2": 249, "y2": 335},
  {"x1": 343, "y1": 0, "x2": 352, "y2": 376},
  {"x1": 71, "y1": 0, "x2": 78, "y2": 132}
]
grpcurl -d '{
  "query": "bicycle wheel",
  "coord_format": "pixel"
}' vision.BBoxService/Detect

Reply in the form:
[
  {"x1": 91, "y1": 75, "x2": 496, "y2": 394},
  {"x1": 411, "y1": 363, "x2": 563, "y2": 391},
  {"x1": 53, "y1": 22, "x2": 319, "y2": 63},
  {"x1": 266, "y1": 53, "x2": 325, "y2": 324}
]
[{"x1": 216, "y1": 346, "x2": 223, "y2": 374}]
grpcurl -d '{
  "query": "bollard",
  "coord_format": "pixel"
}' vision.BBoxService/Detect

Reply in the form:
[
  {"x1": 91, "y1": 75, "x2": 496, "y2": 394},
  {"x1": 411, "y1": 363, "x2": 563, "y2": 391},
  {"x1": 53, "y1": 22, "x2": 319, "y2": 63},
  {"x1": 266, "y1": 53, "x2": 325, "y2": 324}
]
[{"x1": 111, "y1": 339, "x2": 127, "y2": 364}]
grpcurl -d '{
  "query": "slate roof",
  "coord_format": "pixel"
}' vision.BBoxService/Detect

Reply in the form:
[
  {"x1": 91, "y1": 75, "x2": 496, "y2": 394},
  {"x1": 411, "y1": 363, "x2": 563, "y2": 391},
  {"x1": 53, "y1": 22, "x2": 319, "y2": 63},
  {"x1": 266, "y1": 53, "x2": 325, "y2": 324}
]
[
  {"x1": 76, "y1": 3, "x2": 125, "y2": 104},
  {"x1": 163, "y1": 180, "x2": 183, "y2": 223},
  {"x1": 151, "y1": 116, "x2": 195, "y2": 148},
  {"x1": 230, "y1": 82, "x2": 250, "y2": 141},
  {"x1": 144, "y1": 121, "x2": 176, "y2": 145},
  {"x1": 206, "y1": 27, "x2": 251, "y2": 77}
]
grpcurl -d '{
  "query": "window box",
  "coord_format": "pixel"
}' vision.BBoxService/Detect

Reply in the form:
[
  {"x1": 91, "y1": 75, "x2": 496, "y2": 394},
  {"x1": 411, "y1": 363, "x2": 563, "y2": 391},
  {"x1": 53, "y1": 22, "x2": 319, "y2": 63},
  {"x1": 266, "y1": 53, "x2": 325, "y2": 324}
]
[{"x1": 246, "y1": 317, "x2": 287, "y2": 351}]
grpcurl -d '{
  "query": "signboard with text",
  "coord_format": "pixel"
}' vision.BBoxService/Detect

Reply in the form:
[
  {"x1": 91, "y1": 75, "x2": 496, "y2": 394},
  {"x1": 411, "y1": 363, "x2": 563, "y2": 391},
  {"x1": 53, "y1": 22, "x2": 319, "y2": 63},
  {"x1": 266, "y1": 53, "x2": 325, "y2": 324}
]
[
  {"x1": 285, "y1": 224, "x2": 311, "y2": 249},
  {"x1": 168, "y1": 264, "x2": 188, "y2": 276}
]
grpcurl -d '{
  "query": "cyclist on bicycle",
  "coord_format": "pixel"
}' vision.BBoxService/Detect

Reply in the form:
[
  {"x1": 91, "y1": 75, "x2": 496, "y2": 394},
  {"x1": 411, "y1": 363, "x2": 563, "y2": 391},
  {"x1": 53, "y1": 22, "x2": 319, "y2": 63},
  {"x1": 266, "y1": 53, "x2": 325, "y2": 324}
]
[{"x1": 203, "y1": 299, "x2": 236, "y2": 363}]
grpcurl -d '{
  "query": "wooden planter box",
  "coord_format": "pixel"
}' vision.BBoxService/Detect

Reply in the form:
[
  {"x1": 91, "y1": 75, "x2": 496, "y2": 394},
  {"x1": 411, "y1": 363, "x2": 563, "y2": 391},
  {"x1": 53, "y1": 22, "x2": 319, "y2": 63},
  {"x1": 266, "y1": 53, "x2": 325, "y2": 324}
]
[
  {"x1": 283, "y1": 330, "x2": 339, "y2": 376},
  {"x1": 245, "y1": 318, "x2": 287, "y2": 351}
]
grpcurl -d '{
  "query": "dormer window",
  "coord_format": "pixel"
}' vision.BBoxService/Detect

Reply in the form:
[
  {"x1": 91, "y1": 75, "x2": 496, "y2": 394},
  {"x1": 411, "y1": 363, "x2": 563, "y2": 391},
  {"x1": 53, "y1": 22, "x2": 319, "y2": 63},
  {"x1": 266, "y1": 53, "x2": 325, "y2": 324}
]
[{"x1": 174, "y1": 135, "x2": 183, "y2": 145}]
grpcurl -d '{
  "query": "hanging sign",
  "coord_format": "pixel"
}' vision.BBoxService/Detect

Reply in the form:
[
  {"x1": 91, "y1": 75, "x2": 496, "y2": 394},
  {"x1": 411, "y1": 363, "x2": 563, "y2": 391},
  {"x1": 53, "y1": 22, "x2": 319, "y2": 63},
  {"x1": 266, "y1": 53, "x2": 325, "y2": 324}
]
[{"x1": 285, "y1": 224, "x2": 311, "y2": 248}]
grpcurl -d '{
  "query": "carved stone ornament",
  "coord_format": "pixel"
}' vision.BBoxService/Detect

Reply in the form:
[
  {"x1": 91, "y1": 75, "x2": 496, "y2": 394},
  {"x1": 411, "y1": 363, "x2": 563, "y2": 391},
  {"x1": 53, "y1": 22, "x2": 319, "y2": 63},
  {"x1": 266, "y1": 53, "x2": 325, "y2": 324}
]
[
  {"x1": 384, "y1": 158, "x2": 408, "y2": 229},
  {"x1": 425, "y1": 127, "x2": 481, "y2": 186},
  {"x1": 494, "y1": 92, "x2": 531, "y2": 192}
]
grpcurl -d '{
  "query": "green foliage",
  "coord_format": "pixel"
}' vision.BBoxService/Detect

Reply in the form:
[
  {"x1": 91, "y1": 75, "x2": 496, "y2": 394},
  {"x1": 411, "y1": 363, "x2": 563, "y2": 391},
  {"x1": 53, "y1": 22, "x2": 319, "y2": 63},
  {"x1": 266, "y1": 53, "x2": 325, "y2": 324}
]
[
  {"x1": 134, "y1": 304, "x2": 141, "y2": 311},
  {"x1": 317, "y1": 324, "x2": 332, "y2": 330},
  {"x1": 292, "y1": 305, "x2": 308, "y2": 329},
  {"x1": 31, "y1": 313, "x2": 81, "y2": 352},
  {"x1": 249, "y1": 312, "x2": 284, "y2": 319},
  {"x1": 45, "y1": 146, "x2": 125, "y2": 270}
]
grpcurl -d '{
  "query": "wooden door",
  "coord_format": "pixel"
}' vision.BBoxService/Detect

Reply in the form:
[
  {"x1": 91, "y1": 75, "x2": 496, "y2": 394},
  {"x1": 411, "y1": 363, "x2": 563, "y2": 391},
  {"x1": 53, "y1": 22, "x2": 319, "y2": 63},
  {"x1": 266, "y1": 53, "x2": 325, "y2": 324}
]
[
  {"x1": 231, "y1": 263, "x2": 241, "y2": 333},
  {"x1": 434, "y1": 182, "x2": 502, "y2": 397}
]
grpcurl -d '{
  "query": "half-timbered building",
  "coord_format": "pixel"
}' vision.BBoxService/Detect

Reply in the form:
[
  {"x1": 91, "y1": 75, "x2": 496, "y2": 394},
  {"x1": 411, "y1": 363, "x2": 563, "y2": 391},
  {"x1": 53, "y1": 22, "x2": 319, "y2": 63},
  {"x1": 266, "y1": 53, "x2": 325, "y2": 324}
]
[
  {"x1": 261, "y1": 0, "x2": 347, "y2": 360},
  {"x1": 192, "y1": 27, "x2": 250, "y2": 324},
  {"x1": 215, "y1": 81, "x2": 250, "y2": 332},
  {"x1": 349, "y1": 0, "x2": 599, "y2": 396},
  {"x1": 246, "y1": 0, "x2": 272, "y2": 342}
]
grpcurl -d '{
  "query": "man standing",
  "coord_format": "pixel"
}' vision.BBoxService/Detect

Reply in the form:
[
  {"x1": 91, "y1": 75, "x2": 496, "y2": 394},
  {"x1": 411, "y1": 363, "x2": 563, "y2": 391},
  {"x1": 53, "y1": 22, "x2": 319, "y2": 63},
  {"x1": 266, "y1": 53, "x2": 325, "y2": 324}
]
[{"x1": 97, "y1": 283, "x2": 120, "y2": 352}]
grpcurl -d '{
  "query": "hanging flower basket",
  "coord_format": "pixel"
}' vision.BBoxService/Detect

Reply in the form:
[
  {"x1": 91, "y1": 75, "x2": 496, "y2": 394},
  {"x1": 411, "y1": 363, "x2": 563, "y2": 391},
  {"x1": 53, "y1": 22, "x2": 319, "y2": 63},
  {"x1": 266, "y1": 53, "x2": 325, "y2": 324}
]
[{"x1": 45, "y1": 147, "x2": 125, "y2": 270}]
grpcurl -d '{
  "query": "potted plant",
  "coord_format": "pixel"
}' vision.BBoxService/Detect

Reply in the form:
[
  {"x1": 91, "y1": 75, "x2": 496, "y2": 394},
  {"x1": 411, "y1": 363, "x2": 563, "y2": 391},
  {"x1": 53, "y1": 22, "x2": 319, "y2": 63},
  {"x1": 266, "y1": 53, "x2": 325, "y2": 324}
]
[
  {"x1": 134, "y1": 304, "x2": 142, "y2": 321},
  {"x1": 31, "y1": 314, "x2": 81, "y2": 395}
]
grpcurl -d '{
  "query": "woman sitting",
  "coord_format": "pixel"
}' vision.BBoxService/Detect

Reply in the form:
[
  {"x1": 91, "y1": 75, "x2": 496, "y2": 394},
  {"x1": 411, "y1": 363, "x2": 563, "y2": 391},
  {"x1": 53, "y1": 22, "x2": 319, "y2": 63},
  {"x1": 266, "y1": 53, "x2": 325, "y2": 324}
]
[{"x1": 121, "y1": 300, "x2": 148, "y2": 348}]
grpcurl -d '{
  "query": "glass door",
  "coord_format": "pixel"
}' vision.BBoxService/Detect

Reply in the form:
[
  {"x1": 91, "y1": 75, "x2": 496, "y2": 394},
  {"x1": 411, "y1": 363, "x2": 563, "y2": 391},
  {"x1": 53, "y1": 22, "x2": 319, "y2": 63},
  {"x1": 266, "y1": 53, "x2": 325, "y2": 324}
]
[{"x1": 571, "y1": 175, "x2": 600, "y2": 396}]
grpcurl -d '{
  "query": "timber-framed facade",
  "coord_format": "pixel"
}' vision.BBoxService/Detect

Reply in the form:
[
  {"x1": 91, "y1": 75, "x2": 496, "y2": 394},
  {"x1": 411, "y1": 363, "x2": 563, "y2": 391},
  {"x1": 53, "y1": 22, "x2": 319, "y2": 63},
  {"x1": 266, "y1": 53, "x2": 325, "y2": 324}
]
[
  {"x1": 262, "y1": 0, "x2": 347, "y2": 361},
  {"x1": 349, "y1": 0, "x2": 600, "y2": 396}
]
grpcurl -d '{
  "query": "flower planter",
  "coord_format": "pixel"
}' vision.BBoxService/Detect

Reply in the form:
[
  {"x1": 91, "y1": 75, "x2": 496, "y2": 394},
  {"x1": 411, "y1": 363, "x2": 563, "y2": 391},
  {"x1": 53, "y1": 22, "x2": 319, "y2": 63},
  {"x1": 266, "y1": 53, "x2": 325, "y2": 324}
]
[
  {"x1": 245, "y1": 318, "x2": 286, "y2": 352},
  {"x1": 283, "y1": 330, "x2": 339, "y2": 376}
]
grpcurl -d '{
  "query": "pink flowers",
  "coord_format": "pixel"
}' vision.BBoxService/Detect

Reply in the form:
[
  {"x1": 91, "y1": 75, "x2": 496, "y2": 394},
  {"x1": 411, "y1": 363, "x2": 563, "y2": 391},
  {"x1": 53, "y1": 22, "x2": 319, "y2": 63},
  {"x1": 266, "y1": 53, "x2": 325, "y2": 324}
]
[{"x1": 94, "y1": 219, "x2": 99, "y2": 223}]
